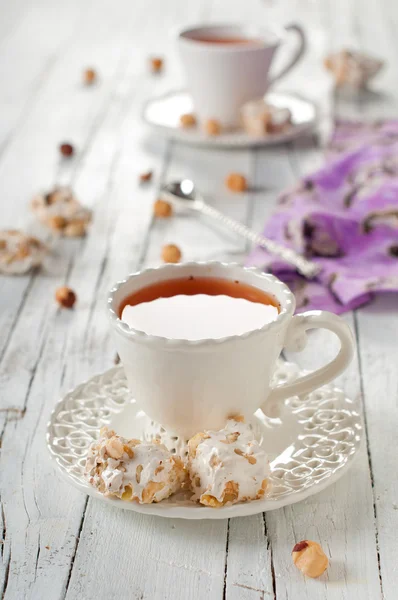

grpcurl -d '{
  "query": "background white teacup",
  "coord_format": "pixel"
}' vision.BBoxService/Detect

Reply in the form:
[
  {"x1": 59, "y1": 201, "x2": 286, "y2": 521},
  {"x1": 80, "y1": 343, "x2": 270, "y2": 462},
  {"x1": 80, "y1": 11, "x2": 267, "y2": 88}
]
[
  {"x1": 109, "y1": 262, "x2": 355, "y2": 439},
  {"x1": 178, "y1": 23, "x2": 306, "y2": 128}
]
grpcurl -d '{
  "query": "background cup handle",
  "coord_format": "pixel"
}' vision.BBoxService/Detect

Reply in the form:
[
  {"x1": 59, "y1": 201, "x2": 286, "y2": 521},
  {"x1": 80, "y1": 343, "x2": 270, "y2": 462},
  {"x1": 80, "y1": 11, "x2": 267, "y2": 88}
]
[
  {"x1": 267, "y1": 23, "x2": 306, "y2": 87},
  {"x1": 262, "y1": 311, "x2": 355, "y2": 412}
]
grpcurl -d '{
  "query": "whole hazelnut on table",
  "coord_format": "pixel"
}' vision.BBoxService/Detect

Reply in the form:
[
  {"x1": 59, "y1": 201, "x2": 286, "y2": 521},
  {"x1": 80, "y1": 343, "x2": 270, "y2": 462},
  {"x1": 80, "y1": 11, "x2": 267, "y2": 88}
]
[
  {"x1": 59, "y1": 143, "x2": 74, "y2": 157},
  {"x1": 154, "y1": 199, "x2": 173, "y2": 218},
  {"x1": 180, "y1": 113, "x2": 197, "y2": 128},
  {"x1": 83, "y1": 68, "x2": 97, "y2": 85},
  {"x1": 204, "y1": 119, "x2": 221, "y2": 136},
  {"x1": 55, "y1": 286, "x2": 77, "y2": 309},
  {"x1": 162, "y1": 244, "x2": 181, "y2": 263},
  {"x1": 292, "y1": 540, "x2": 329, "y2": 578},
  {"x1": 150, "y1": 57, "x2": 163, "y2": 73},
  {"x1": 225, "y1": 173, "x2": 248, "y2": 193},
  {"x1": 139, "y1": 170, "x2": 153, "y2": 183}
]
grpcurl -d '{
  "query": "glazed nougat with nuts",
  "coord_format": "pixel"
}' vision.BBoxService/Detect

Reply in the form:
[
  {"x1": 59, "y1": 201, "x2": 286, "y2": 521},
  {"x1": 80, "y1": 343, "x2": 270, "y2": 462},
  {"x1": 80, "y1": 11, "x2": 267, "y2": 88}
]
[
  {"x1": 187, "y1": 418, "x2": 270, "y2": 507},
  {"x1": 85, "y1": 427, "x2": 186, "y2": 503}
]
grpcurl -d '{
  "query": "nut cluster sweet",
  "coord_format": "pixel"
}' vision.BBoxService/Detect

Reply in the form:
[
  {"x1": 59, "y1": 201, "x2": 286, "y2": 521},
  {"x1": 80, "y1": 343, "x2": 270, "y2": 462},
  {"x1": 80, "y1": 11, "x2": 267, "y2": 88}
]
[
  {"x1": 324, "y1": 49, "x2": 383, "y2": 88},
  {"x1": 187, "y1": 418, "x2": 270, "y2": 507},
  {"x1": 0, "y1": 230, "x2": 47, "y2": 275},
  {"x1": 292, "y1": 540, "x2": 329, "y2": 578},
  {"x1": 241, "y1": 99, "x2": 292, "y2": 137},
  {"x1": 31, "y1": 186, "x2": 91, "y2": 237},
  {"x1": 84, "y1": 427, "x2": 186, "y2": 503}
]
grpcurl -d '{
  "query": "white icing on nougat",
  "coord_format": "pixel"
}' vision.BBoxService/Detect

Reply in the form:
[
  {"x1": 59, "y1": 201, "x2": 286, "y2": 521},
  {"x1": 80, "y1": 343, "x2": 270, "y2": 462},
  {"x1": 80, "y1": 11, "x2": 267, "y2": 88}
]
[
  {"x1": 188, "y1": 419, "x2": 270, "y2": 507},
  {"x1": 85, "y1": 427, "x2": 186, "y2": 503}
]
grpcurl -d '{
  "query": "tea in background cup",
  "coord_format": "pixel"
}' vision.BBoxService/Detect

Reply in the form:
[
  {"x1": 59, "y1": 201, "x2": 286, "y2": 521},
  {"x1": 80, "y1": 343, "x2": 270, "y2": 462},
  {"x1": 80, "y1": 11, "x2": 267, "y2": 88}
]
[{"x1": 177, "y1": 23, "x2": 306, "y2": 127}]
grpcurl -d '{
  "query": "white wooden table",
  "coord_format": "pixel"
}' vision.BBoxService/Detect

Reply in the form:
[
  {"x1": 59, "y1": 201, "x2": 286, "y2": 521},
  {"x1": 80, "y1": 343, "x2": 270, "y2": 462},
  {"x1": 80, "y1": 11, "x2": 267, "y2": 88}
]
[{"x1": 0, "y1": 0, "x2": 397, "y2": 598}]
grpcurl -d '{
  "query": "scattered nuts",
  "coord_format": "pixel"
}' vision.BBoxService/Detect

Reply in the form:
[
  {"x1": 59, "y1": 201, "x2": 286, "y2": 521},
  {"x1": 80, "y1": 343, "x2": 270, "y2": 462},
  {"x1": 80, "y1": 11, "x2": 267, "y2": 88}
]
[
  {"x1": 59, "y1": 143, "x2": 74, "y2": 157},
  {"x1": 150, "y1": 57, "x2": 163, "y2": 73},
  {"x1": 55, "y1": 286, "x2": 77, "y2": 309},
  {"x1": 292, "y1": 540, "x2": 328, "y2": 578},
  {"x1": 180, "y1": 113, "x2": 197, "y2": 128},
  {"x1": 154, "y1": 199, "x2": 173, "y2": 218},
  {"x1": 0, "y1": 230, "x2": 47, "y2": 275},
  {"x1": 83, "y1": 68, "x2": 97, "y2": 85},
  {"x1": 161, "y1": 244, "x2": 181, "y2": 263},
  {"x1": 226, "y1": 173, "x2": 248, "y2": 193},
  {"x1": 205, "y1": 119, "x2": 221, "y2": 136},
  {"x1": 139, "y1": 170, "x2": 153, "y2": 183}
]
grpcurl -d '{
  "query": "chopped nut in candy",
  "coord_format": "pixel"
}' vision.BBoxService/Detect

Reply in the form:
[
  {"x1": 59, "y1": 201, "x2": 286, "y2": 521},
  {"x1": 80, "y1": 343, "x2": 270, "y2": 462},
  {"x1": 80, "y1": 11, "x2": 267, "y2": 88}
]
[
  {"x1": 241, "y1": 99, "x2": 292, "y2": 137},
  {"x1": 292, "y1": 540, "x2": 329, "y2": 578},
  {"x1": 187, "y1": 418, "x2": 270, "y2": 507},
  {"x1": 85, "y1": 428, "x2": 186, "y2": 503},
  {"x1": 0, "y1": 230, "x2": 47, "y2": 275},
  {"x1": 31, "y1": 187, "x2": 91, "y2": 237},
  {"x1": 324, "y1": 50, "x2": 383, "y2": 89}
]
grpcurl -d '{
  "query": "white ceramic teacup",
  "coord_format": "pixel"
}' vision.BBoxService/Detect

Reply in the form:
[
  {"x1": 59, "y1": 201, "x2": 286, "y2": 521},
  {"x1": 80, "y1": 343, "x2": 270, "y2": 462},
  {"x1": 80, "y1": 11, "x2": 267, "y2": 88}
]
[
  {"x1": 108, "y1": 262, "x2": 355, "y2": 439},
  {"x1": 177, "y1": 23, "x2": 306, "y2": 127}
]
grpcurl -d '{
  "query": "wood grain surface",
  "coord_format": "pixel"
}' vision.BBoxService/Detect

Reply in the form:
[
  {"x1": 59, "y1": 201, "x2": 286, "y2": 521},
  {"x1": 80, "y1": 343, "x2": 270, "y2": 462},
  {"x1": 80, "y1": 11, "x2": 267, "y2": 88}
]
[{"x1": 0, "y1": 0, "x2": 396, "y2": 599}]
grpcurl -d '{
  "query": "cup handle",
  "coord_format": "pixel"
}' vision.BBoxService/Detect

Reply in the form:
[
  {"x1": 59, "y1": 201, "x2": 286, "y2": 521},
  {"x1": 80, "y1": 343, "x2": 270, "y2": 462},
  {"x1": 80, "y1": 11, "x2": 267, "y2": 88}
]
[
  {"x1": 267, "y1": 23, "x2": 306, "y2": 87},
  {"x1": 263, "y1": 311, "x2": 355, "y2": 412}
]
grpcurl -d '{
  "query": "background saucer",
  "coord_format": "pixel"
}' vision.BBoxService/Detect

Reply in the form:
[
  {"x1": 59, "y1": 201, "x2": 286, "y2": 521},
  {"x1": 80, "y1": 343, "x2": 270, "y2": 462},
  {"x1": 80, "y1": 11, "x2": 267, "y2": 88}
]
[
  {"x1": 141, "y1": 91, "x2": 317, "y2": 148},
  {"x1": 47, "y1": 361, "x2": 362, "y2": 519}
]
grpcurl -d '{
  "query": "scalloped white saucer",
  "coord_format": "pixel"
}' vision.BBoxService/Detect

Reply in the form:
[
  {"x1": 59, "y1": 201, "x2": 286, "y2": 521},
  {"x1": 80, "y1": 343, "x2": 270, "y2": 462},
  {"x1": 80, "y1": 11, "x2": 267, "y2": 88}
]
[
  {"x1": 47, "y1": 361, "x2": 361, "y2": 519},
  {"x1": 141, "y1": 90, "x2": 317, "y2": 148}
]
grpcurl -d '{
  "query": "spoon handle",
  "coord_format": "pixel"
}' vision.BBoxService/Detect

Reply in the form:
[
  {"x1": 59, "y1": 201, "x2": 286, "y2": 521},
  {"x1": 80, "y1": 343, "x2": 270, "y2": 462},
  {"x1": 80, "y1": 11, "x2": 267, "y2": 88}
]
[{"x1": 199, "y1": 202, "x2": 321, "y2": 279}]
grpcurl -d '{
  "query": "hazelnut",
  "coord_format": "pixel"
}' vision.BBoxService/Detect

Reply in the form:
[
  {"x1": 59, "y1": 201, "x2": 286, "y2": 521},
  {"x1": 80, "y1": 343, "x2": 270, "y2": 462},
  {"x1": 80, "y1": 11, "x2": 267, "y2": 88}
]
[
  {"x1": 292, "y1": 540, "x2": 328, "y2": 578},
  {"x1": 60, "y1": 143, "x2": 74, "y2": 157},
  {"x1": 150, "y1": 57, "x2": 163, "y2": 73},
  {"x1": 139, "y1": 170, "x2": 153, "y2": 183},
  {"x1": 205, "y1": 119, "x2": 221, "y2": 136},
  {"x1": 161, "y1": 244, "x2": 181, "y2": 263},
  {"x1": 180, "y1": 113, "x2": 197, "y2": 128},
  {"x1": 55, "y1": 286, "x2": 76, "y2": 309},
  {"x1": 48, "y1": 215, "x2": 67, "y2": 230},
  {"x1": 83, "y1": 68, "x2": 97, "y2": 85},
  {"x1": 154, "y1": 199, "x2": 172, "y2": 218},
  {"x1": 225, "y1": 173, "x2": 248, "y2": 193}
]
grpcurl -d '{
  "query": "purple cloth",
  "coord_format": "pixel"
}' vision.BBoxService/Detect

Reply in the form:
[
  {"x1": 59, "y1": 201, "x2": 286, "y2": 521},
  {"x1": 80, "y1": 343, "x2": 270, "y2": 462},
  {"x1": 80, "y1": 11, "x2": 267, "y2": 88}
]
[{"x1": 247, "y1": 120, "x2": 398, "y2": 314}]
